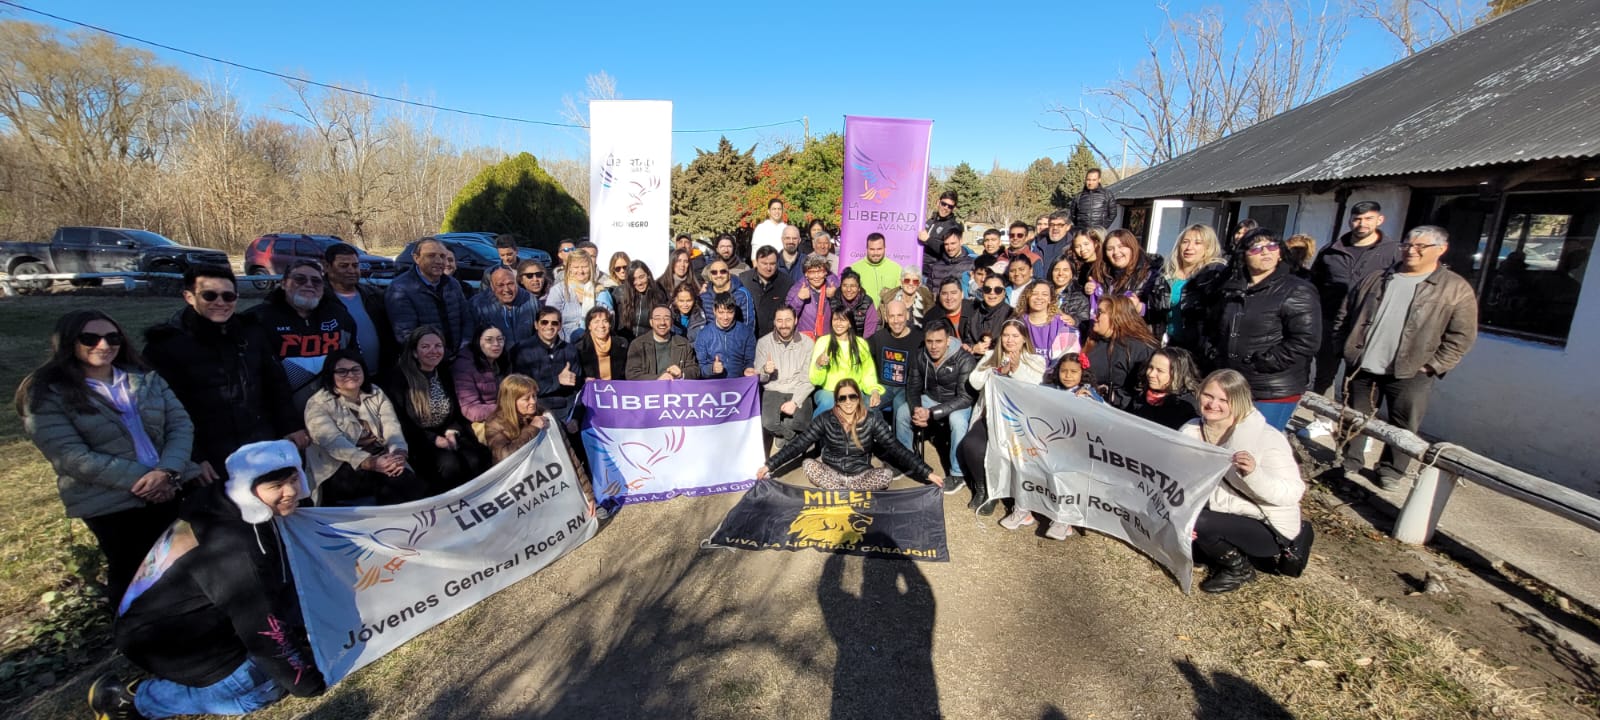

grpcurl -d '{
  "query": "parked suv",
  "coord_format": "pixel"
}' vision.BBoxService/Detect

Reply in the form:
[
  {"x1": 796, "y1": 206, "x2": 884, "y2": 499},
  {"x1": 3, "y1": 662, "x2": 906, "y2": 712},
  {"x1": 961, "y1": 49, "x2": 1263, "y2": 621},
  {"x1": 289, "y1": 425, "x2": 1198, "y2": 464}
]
[
  {"x1": 244, "y1": 234, "x2": 397, "y2": 288},
  {"x1": 434, "y1": 231, "x2": 553, "y2": 268}
]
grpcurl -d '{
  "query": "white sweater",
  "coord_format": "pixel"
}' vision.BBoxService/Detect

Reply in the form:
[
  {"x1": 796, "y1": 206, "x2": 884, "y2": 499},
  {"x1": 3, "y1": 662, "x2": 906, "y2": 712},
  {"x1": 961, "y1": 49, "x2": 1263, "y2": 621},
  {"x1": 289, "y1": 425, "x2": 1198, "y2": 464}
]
[{"x1": 1180, "y1": 410, "x2": 1305, "y2": 539}]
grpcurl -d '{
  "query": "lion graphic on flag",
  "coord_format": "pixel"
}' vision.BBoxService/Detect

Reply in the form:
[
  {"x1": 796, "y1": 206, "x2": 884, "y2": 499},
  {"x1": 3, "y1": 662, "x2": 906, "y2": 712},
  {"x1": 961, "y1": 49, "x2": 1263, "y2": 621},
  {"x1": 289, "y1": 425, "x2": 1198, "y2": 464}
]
[{"x1": 788, "y1": 505, "x2": 873, "y2": 547}]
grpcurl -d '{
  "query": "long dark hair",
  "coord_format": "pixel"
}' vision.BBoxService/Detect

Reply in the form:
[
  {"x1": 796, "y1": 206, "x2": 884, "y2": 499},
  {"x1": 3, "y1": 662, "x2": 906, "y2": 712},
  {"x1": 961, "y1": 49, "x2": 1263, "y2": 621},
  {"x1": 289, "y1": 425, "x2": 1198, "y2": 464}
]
[
  {"x1": 618, "y1": 260, "x2": 666, "y2": 327},
  {"x1": 1140, "y1": 346, "x2": 1200, "y2": 395},
  {"x1": 397, "y1": 325, "x2": 447, "y2": 421},
  {"x1": 468, "y1": 324, "x2": 512, "y2": 376},
  {"x1": 831, "y1": 378, "x2": 868, "y2": 449},
  {"x1": 659, "y1": 249, "x2": 702, "y2": 295},
  {"x1": 16, "y1": 310, "x2": 147, "y2": 417},
  {"x1": 823, "y1": 311, "x2": 863, "y2": 367},
  {"x1": 1092, "y1": 229, "x2": 1154, "y2": 295},
  {"x1": 318, "y1": 347, "x2": 375, "y2": 395}
]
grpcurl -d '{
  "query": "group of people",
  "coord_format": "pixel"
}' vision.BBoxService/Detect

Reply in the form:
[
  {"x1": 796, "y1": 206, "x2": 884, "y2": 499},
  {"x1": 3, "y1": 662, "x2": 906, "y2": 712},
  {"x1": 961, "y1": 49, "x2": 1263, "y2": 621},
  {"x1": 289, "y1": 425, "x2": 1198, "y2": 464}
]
[{"x1": 17, "y1": 173, "x2": 1478, "y2": 718}]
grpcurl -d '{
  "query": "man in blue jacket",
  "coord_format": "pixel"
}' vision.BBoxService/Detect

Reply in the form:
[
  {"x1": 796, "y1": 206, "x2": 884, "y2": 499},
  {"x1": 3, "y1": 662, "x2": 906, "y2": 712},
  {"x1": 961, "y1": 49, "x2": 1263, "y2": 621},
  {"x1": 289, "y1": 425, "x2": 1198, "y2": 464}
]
[
  {"x1": 384, "y1": 238, "x2": 472, "y2": 352},
  {"x1": 472, "y1": 266, "x2": 540, "y2": 347},
  {"x1": 695, "y1": 297, "x2": 758, "y2": 378}
]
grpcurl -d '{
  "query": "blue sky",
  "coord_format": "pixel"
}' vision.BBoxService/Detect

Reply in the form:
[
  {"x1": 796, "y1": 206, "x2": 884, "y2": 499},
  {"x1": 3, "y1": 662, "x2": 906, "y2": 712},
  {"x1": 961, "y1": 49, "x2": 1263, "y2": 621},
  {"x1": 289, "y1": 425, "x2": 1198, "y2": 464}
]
[{"x1": 11, "y1": 0, "x2": 1408, "y2": 171}]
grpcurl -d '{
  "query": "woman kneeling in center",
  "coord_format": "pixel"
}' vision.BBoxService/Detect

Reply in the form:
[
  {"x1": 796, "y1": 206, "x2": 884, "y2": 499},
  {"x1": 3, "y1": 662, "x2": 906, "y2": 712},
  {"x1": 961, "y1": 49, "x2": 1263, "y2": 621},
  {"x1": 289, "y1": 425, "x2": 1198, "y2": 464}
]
[
  {"x1": 1182, "y1": 369, "x2": 1306, "y2": 593},
  {"x1": 756, "y1": 378, "x2": 942, "y2": 492}
]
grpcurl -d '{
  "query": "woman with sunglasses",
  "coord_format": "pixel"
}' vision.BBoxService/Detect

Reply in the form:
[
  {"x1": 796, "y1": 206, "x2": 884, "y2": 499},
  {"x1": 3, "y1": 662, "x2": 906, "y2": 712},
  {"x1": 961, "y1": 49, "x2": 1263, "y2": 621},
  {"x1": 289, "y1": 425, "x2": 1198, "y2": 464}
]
[
  {"x1": 305, "y1": 349, "x2": 426, "y2": 506},
  {"x1": 756, "y1": 378, "x2": 941, "y2": 491},
  {"x1": 960, "y1": 276, "x2": 1016, "y2": 356},
  {"x1": 601, "y1": 251, "x2": 631, "y2": 290},
  {"x1": 1197, "y1": 228, "x2": 1321, "y2": 430},
  {"x1": 516, "y1": 259, "x2": 551, "y2": 303},
  {"x1": 546, "y1": 249, "x2": 614, "y2": 342},
  {"x1": 880, "y1": 267, "x2": 934, "y2": 328},
  {"x1": 955, "y1": 320, "x2": 1047, "y2": 519},
  {"x1": 384, "y1": 326, "x2": 490, "y2": 494},
  {"x1": 17, "y1": 310, "x2": 195, "y2": 602}
]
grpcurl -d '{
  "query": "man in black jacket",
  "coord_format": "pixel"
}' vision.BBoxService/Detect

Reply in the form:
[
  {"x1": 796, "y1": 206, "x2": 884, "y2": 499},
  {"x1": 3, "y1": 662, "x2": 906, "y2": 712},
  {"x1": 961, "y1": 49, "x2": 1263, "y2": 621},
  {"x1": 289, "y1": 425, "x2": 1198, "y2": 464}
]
[
  {"x1": 905, "y1": 318, "x2": 976, "y2": 495},
  {"x1": 247, "y1": 260, "x2": 360, "y2": 410},
  {"x1": 918, "y1": 190, "x2": 964, "y2": 266},
  {"x1": 88, "y1": 440, "x2": 324, "y2": 719},
  {"x1": 1309, "y1": 201, "x2": 1400, "y2": 404},
  {"x1": 144, "y1": 266, "x2": 306, "y2": 481},
  {"x1": 1069, "y1": 168, "x2": 1118, "y2": 230},
  {"x1": 741, "y1": 245, "x2": 794, "y2": 338}
]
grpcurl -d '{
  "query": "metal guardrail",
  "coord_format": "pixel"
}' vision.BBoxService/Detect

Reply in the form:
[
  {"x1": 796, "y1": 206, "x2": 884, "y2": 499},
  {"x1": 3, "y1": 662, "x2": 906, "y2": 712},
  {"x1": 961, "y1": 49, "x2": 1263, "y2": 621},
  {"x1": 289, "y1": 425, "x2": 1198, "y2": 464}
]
[{"x1": 1298, "y1": 392, "x2": 1600, "y2": 544}]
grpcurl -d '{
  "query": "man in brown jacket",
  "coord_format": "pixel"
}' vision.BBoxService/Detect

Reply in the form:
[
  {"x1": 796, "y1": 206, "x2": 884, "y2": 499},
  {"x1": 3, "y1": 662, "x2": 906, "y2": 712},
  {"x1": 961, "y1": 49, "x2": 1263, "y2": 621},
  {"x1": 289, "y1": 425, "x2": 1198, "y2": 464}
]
[
  {"x1": 1333, "y1": 225, "x2": 1477, "y2": 489},
  {"x1": 625, "y1": 305, "x2": 702, "y2": 381}
]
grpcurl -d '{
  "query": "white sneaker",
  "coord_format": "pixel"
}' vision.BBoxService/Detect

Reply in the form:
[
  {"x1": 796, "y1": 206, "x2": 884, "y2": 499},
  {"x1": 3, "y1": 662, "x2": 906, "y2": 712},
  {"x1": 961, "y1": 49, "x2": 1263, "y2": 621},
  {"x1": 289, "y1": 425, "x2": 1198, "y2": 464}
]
[
  {"x1": 1044, "y1": 522, "x2": 1077, "y2": 540},
  {"x1": 999, "y1": 510, "x2": 1035, "y2": 530}
]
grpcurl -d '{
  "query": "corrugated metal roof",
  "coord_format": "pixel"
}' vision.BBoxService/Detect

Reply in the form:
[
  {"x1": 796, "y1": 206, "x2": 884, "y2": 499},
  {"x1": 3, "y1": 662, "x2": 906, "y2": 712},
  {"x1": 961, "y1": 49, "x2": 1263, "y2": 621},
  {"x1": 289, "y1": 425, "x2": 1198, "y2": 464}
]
[{"x1": 1113, "y1": 0, "x2": 1600, "y2": 200}]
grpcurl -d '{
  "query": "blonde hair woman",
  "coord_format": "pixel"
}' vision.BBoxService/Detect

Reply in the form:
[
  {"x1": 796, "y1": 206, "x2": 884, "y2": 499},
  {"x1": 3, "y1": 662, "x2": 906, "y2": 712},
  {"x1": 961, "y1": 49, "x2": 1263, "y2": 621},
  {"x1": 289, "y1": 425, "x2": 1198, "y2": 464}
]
[
  {"x1": 546, "y1": 249, "x2": 614, "y2": 341},
  {"x1": 1165, "y1": 224, "x2": 1229, "y2": 346},
  {"x1": 955, "y1": 320, "x2": 1050, "y2": 519}
]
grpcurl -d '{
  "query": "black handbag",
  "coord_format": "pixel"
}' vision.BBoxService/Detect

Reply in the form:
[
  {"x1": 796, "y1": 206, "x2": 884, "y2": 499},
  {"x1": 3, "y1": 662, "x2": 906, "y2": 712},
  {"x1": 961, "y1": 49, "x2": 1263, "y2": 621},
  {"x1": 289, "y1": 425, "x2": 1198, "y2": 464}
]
[{"x1": 1223, "y1": 476, "x2": 1314, "y2": 578}]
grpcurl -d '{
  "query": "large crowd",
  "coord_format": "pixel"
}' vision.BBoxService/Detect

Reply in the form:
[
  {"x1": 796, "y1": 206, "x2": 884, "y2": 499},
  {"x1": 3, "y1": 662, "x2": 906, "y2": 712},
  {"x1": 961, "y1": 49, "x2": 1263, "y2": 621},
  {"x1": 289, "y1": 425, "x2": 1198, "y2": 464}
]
[{"x1": 17, "y1": 168, "x2": 1479, "y2": 719}]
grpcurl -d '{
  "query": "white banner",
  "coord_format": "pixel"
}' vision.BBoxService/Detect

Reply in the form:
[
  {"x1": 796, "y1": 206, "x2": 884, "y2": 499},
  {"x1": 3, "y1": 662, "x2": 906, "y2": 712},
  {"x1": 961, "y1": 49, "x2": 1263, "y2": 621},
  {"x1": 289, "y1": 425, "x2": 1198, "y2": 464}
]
[
  {"x1": 580, "y1": 376, "x2": 763, "y2": 509},
  {"x1": 982, "y1": 376, "x2": 1232, "y2": 592},
  {"x1": 590, "y1": 100, "x2": 672, "y2": 277},
  {"x1": 280, "y1": 422, "x2": 596, "y2": 682}
]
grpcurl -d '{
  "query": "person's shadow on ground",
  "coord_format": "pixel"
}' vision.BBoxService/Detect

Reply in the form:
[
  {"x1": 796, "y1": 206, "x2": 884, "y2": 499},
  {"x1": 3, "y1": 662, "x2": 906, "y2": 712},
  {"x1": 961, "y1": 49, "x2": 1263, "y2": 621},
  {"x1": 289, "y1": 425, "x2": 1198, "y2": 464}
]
[
  {"x1": 1176, "y1": 659, "x2": 1293, "y2": 719},
  {"x1": 818, "y1": 553, "x2": 938, "y2": 719}
]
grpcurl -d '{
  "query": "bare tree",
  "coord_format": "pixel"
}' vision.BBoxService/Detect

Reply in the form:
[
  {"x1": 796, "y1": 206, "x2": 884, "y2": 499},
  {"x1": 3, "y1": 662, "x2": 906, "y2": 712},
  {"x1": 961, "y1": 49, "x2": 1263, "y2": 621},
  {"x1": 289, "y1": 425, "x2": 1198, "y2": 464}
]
[
  {"x1": 557, "y1": 71, "x2": 619, "y2": 211},
  {"x1": 1350, "y1": 0, "x2": 1473, "y2": 56},
  {"x1": 284, "y1": 81, "x2": 397, "y2": 245},
  {"x1": 1044, "y1": 0, "x2": 1345, "y2": 170}
]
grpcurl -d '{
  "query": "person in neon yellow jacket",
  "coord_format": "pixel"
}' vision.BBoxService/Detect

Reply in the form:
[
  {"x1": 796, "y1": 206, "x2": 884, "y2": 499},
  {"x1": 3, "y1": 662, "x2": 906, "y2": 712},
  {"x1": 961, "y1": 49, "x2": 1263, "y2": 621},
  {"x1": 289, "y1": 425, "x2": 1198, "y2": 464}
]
[{"x1": 808, "y1": 311, "x2": 883, "y2": 417}]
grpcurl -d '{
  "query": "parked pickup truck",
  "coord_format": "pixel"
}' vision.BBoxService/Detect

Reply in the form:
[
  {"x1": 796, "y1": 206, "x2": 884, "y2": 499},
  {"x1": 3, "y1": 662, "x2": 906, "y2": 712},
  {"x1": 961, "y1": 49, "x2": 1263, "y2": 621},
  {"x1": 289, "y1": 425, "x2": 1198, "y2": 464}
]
[{"x1": 0, "y1": 226, "x2": 231, "y2": 291}]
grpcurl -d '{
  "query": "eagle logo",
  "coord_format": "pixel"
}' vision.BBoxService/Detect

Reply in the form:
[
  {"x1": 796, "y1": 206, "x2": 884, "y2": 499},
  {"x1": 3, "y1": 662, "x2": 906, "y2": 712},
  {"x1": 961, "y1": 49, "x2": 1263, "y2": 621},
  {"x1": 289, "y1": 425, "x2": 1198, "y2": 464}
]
[
  {"x1": 851, "y1": 146, "x2": 900, "y2": 204},
  {"x1": 627, "y1": 175, "x2": 660, "y2": 214},
  {"x1": 315, "y1": 510, "x2": 438, "y2": 591},
  {"x1": 999, "y1": 393, "x2": 1077, "y2": 460},
  {"x1": 788, "y1": 505, "x2": 873, "y2": 547},
  {"x1": 590, "y1": 426, "x2": 687, "y2": 496}
]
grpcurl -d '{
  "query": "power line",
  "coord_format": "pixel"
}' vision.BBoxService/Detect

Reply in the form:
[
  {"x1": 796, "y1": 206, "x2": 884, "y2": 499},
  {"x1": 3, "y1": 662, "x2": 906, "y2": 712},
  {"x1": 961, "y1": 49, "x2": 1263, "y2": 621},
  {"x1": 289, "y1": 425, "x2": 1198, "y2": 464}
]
[{"x1": 0, "y1": 0, "x2": 803, "y2": 135}]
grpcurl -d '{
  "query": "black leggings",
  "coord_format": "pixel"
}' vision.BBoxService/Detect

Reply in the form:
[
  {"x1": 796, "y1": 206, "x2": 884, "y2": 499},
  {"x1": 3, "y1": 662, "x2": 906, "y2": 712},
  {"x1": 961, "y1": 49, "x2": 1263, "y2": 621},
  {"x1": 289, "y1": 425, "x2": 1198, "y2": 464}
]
[
  {"x1": 956, "y1": 418, "x2": 990, "y2": 491},
  {"x1": 411, "y1": 434, "x2": 492, "y2": 496},
  {"x1": 1193, "y1": 508, "x2": 1281, "y2": 560},
  {"x1": 82, "y1": 500, "x2": 181, "y2": 604}
]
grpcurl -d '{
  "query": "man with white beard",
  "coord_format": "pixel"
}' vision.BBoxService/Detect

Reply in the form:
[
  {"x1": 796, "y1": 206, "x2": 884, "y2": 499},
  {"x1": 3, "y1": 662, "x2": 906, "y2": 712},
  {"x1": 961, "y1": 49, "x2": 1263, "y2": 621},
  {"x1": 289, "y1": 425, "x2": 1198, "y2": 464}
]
[{"x1": 247, "y1": 259, "x2": 360, "y2": 410}]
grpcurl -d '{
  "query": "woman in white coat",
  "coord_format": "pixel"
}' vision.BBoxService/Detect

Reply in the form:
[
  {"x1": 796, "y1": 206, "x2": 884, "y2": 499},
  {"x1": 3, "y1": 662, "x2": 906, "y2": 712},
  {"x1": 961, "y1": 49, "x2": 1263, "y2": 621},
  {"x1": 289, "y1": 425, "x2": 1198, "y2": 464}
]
[
  {"x1": 955, "y1": 319, "x2": 1046, "y2": 518},
  {"x1": 1181, "y1": 369, "x2": 1306, "y2": 593}
]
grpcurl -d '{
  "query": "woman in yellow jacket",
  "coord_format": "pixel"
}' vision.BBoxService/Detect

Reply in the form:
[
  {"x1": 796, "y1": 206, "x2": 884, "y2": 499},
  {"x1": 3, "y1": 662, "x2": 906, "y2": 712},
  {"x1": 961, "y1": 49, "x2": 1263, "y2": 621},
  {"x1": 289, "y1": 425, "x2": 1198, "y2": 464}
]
[{"x1": 809, "y1": 311, "x2": 883, "y2": 417}]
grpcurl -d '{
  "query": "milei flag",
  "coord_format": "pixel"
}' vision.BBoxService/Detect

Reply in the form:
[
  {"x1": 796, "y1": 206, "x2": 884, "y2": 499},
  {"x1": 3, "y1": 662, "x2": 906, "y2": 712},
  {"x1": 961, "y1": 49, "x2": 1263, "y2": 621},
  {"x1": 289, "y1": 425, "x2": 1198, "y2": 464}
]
[
  {"x1": 279, "y1": 420, "x2": 596, "y2": 683},
  {"x1": 704, "y1": 479, "x2": 949, "y2": 562},
  {"x1": 590, "y1": 99, "x2": 672, "y2": 276},
  {"x1": 982, "y1": 376, "x2": 1232, "y2": 592},
  {"x1": 580, "y1": 376, "x2": 763, "y2": 508},
  {"x1": 840, "y1": 116, "x2": 933, "y2": 272}
]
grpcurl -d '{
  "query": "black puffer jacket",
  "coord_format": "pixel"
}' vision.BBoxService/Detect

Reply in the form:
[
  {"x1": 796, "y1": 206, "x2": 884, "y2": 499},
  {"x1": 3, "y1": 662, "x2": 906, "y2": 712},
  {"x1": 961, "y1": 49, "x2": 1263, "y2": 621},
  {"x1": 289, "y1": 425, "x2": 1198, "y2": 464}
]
[
  {"x1": 143, "y1": 308, "x2": 299, "y2": 472},
  {"x1": 920, "y1": 213, "x2": 964, "y2": 263},
  {"x1": 1199, "y1": 263, "x2": 1322, "y2": 400},
  {"x1": 767, "y1": 410, "x2": 933, "y2": 481},
  {"x1": 906, "y1": 347, "x2": 977, "y2": 420},
  {"x1": 1168, "y1": 262, "x2": 1229, "y2": 352},
  {"x1": 959, "y1": 299, "x2": 1014, "y2": 347},
  {"x1": 1085, "y1": 337, "x2": 1156, "y2": 410},
  {"x1": 1070, "y1": 186, "x2": 1119, "y2": 229}
]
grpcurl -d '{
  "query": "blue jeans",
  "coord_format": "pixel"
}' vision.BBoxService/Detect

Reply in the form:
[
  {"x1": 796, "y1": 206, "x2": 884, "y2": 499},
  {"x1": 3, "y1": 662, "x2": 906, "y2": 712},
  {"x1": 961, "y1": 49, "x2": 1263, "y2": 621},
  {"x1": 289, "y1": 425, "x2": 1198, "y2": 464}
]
[
  {"x1": 813, "y1": 388, "x2": 836, "y2": 417},
  {"x1": 881, "y1": 386, "x2": 911, "y2": 447},
  {"x1": 136, "y1": 658, "x2": 286, "y2": 718},
  {"x1": 904, "y1": 397, "x2": 971, "y2": 477},
  {"x1": 1253, "y1": 399, "x2": 1299, "y2": 431}
]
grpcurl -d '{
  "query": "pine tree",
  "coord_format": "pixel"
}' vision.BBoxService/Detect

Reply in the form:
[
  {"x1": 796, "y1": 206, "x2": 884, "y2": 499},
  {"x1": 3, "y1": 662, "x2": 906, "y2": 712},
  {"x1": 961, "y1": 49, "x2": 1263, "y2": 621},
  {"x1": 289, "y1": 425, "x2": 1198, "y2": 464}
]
[
  {"x1": 941, "y1": 162, "x2": 987, "y2": 222},
  {"x1": 670, "y1": 137, "x2": 757, "y2": 238},
  {"x1": 440, "y1": 152, "x2": 586, "y2": 254}
]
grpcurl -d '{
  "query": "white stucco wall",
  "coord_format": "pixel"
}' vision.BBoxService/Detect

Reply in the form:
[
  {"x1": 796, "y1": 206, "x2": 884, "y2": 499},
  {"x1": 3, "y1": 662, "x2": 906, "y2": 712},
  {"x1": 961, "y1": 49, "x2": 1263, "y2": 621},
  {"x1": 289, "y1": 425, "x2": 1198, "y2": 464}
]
[{"x1": 1423, "y1": 251, "x2": 1600, "y2": 496}]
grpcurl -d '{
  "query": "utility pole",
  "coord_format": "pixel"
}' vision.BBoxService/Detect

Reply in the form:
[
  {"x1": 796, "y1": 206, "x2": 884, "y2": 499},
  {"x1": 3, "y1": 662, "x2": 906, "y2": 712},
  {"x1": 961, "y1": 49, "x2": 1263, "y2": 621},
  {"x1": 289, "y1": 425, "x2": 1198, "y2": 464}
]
[
  {"x1": 803, "y1": 116, "x2": 810, "y2": 144},
  {"x1": 1119, "y1": 135, "x2": 1128, "y2": 180}
]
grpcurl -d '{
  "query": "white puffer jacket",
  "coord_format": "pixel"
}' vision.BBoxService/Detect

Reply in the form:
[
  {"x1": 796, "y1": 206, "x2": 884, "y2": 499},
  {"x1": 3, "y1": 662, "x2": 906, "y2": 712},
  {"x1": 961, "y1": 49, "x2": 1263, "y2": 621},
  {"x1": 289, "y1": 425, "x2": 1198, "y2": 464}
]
[{"x1": 1181, "y1": 409, "x2": 1305, "y2": 539}]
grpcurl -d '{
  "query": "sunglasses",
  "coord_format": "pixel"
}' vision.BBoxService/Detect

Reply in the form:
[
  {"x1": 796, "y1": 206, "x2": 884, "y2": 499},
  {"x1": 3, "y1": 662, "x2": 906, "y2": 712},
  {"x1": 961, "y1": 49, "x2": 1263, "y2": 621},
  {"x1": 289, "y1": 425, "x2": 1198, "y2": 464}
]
[
  {"x1": 1009, "y1": 233, "x2": 1028, "y2": 239},
  {"x1": 982, "y1": 286, "x2": 1007, "y2": 295},
  {"x1": 331, "y1": 367, "x2": 363, "y2": 376},
  {"x1": 709, "y1": 269, "x2": 729, "y2": 276},
  {"x1": 77, "y1": 331, "x2": 124, "y2": 347},
  {"x1": 835, "y1": 394, "x2": 860, "y2": 402},
  {"x1": 537, "y1": 319, "x2": 562, "y2": 327},
  {"x1": 612, "y1": 266, "x2": 628, "y2": 273},
  {"x1": 560, "y1": 247, "x2": 575, "y2": 254},
  {"x1": 939, "y1": 202, "x2": 955, "y2": 209},
  {"x1": 287, "y1": 274, "x2": 324, "y2": 286},
  {"x1": 522, "y1": 272, "x2": 545, "y2": 279},
  {"x1": 902, "y1": 278, "x2": 920, "y2": 286},
  {"x1": 199, "y1": 290, "x2": 239, "y2": 303},
  {"x1": 1245, "y1": 242, "x2": 1281, "y2": 256}
]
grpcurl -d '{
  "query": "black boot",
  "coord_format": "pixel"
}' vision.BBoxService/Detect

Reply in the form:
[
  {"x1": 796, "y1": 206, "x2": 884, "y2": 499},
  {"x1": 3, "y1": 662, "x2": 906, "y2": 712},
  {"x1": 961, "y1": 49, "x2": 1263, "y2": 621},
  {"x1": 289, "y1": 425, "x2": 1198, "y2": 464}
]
[
  {"x1": 943, "y1": 475, "x2": 965, "y2": 496},
  {"x1": 1201, "y1": 547, "x2": 1258, "y2": 594},
  {"x1": 967, "y1": 481, "x2": 994, "y2": 515},
  {"x1": 89, "y1": 674, "x2": 146, "y2": 720}
]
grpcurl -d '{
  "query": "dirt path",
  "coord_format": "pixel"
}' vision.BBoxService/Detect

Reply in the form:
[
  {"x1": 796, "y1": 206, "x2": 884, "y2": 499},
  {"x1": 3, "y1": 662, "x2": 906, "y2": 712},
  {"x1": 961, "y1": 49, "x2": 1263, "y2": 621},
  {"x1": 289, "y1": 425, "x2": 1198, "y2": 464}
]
[{"x1": 18, "y1": 469, "x2": 1595, "y2": 719}]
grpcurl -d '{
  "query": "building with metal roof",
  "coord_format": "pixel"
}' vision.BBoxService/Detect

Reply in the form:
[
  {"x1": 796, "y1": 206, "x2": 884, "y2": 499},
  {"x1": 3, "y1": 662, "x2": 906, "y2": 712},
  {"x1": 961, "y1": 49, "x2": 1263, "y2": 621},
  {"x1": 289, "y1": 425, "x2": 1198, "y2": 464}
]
[{"x1": 1109, "y1": 0, "x2": 1600, "y2": 495}]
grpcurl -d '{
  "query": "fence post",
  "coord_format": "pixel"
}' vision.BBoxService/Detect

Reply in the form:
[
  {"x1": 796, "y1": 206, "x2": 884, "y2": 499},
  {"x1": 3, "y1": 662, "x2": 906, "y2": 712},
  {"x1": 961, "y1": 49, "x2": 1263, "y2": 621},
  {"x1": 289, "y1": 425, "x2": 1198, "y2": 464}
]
[{"x1": 1393, "y1": 466, "x2": 1457, "y2": 544}]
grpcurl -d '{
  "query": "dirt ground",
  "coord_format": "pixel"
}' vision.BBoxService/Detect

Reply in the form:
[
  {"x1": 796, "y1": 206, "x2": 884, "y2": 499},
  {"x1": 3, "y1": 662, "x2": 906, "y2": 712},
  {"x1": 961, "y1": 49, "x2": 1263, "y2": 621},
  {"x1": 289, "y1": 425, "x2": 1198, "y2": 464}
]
[{"x1": 16, "y1": 459, "x2": 1599, "y2": 720}]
